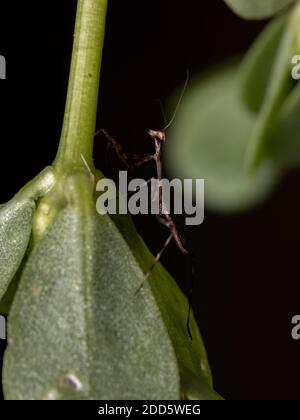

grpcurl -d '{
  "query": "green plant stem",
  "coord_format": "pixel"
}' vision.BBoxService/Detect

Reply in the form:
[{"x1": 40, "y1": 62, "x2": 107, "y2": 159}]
[{"x1": 54, "y1": 0, "x2": 108, "y2": 174}]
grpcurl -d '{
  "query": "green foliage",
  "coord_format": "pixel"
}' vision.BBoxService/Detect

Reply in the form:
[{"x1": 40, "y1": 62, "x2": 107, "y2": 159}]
[
  {"x1": 0, "y1": 167, "x2": 55, "y2": 302},
  {"x1": 112, "y1": 213, "x2": 221, "y2": 399},
  {"x1": 166, "y1": 2, "x2": 300, "y2": 213},
  {"x1": 240, "y1": 15, "x2": 288, "y2": 113},
  {"x1": 3, "y1": 173, "x2": 219, "y2": 400},
  {"x1": 244, "y1": 9, "x2": 299, "y2": 170},
  {"x1": 0, "y1": 254, "x2": 27, "y2": 316},
  {"x1": 165, "y1": 64, "x2": 279, "y2": 213},
  {"x1": 0, "y1": 0, "x2": 220, "y2": 400},
  {"x1": 223, "y1": 0, "x2": 296, "y2": 19},
  {"x1": 270, "y1": 81, "x2": 300, "y2": 167},
  {"x1": 5, "y1": 0, "x2": 300, "y2": 401},
  {"x1": 0, "y1": 198, "x2": 34, "y2": 300}
]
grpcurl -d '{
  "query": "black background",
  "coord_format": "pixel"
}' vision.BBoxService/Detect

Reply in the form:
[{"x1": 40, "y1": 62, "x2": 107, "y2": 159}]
[{"x1": 0, "y1": 0, "x2": 300, "y2": 401}]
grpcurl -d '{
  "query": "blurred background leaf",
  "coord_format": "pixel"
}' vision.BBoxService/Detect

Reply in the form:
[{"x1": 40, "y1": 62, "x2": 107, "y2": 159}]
[
  {"x1": 165, "y1": 63, "x2": 279, "y2": 213},
  {"x1": 223, "y1": 0, "x2": 296, "y2": 20},
  {"x1": 270, "y1": 80, "x2": 300, "y2": 167},
  {"x1": 244, "y1": 10, "x2": 298, "y2": 170},
  {"x1": 240, "y1": 15, "x2": 288, "y2": 113}
]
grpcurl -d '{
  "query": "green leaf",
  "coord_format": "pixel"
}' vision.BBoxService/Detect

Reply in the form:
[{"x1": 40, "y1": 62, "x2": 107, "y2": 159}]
[
  {"x1": 165, "y1": 63, "x2": 279, "y2": 213},
  {"x1": 223, "y1": 0, "x2": 296, "y2": 20},
  {"x1": 111, "y1": 212, "x2": 221, "y2": 399},
  {"x1": 0, "y1": 198, "x2": 35, "y2": 301},
  {"x1": 269, "y1": 79, "x2": 300, "y2": 167},
  {"x1": 0, "y1": 257, "x2": 26, "y2": 316},
  {"x1": 245, "y1": 7, "x2": 300, "y2": 170},
  {"x1": 0, "y1": 167, "x2": 55, "y2": 305},
  {"x1": 241, "y1": 15, "x2": 287, "y2": 113},
  {"x1": 3, "y1": 173, "x2": 219, "y2": 400}
]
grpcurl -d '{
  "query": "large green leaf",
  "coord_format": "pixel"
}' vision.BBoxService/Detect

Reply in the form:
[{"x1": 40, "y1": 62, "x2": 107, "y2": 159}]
[
  {"x1": 240, "y1": 15, "x2": 287, "y2": 113},
  {"x1": 223, "y1": 0, "x2": 296, "y2": 20},
  {"x1": 0, "y1": 198, "x2": 34, "y2": 301},
  {"x1": 165, "y1": 64, "x2": 278, "y2": 214},
  {"x1": 3, "y1": 173, "x2": 219, "y2": 400}
]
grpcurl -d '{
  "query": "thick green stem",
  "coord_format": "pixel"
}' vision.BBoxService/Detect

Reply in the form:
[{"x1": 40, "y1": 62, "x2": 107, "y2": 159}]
[{"x1": 54, "y1": 0, "x2": 108, "y2": 173}]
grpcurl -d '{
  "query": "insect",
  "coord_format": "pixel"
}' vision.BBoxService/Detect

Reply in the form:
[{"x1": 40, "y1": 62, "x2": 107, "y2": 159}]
[{"x1": 95, "y1": 72, "x2": 195, "y2": 338}]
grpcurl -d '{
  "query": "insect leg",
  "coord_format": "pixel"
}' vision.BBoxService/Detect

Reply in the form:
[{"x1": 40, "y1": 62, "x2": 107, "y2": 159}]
[
  {"x1": 134, "y1": 233, "x2": 173, "y2": 296},
  {"x1": 95, "y1": 128, "x2": 131, "y2": 168},
  {"x1": 156, "y1": 213, "x2": 195, "y2": 340}
]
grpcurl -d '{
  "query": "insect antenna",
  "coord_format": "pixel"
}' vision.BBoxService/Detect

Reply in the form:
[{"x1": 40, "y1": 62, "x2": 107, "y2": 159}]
[
  {"x1": 155, "y1": 98, "x2": 168, "y2": 128},
  {"x1": 163, "y1": 69, "x2": 189, "y2": 131}
]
